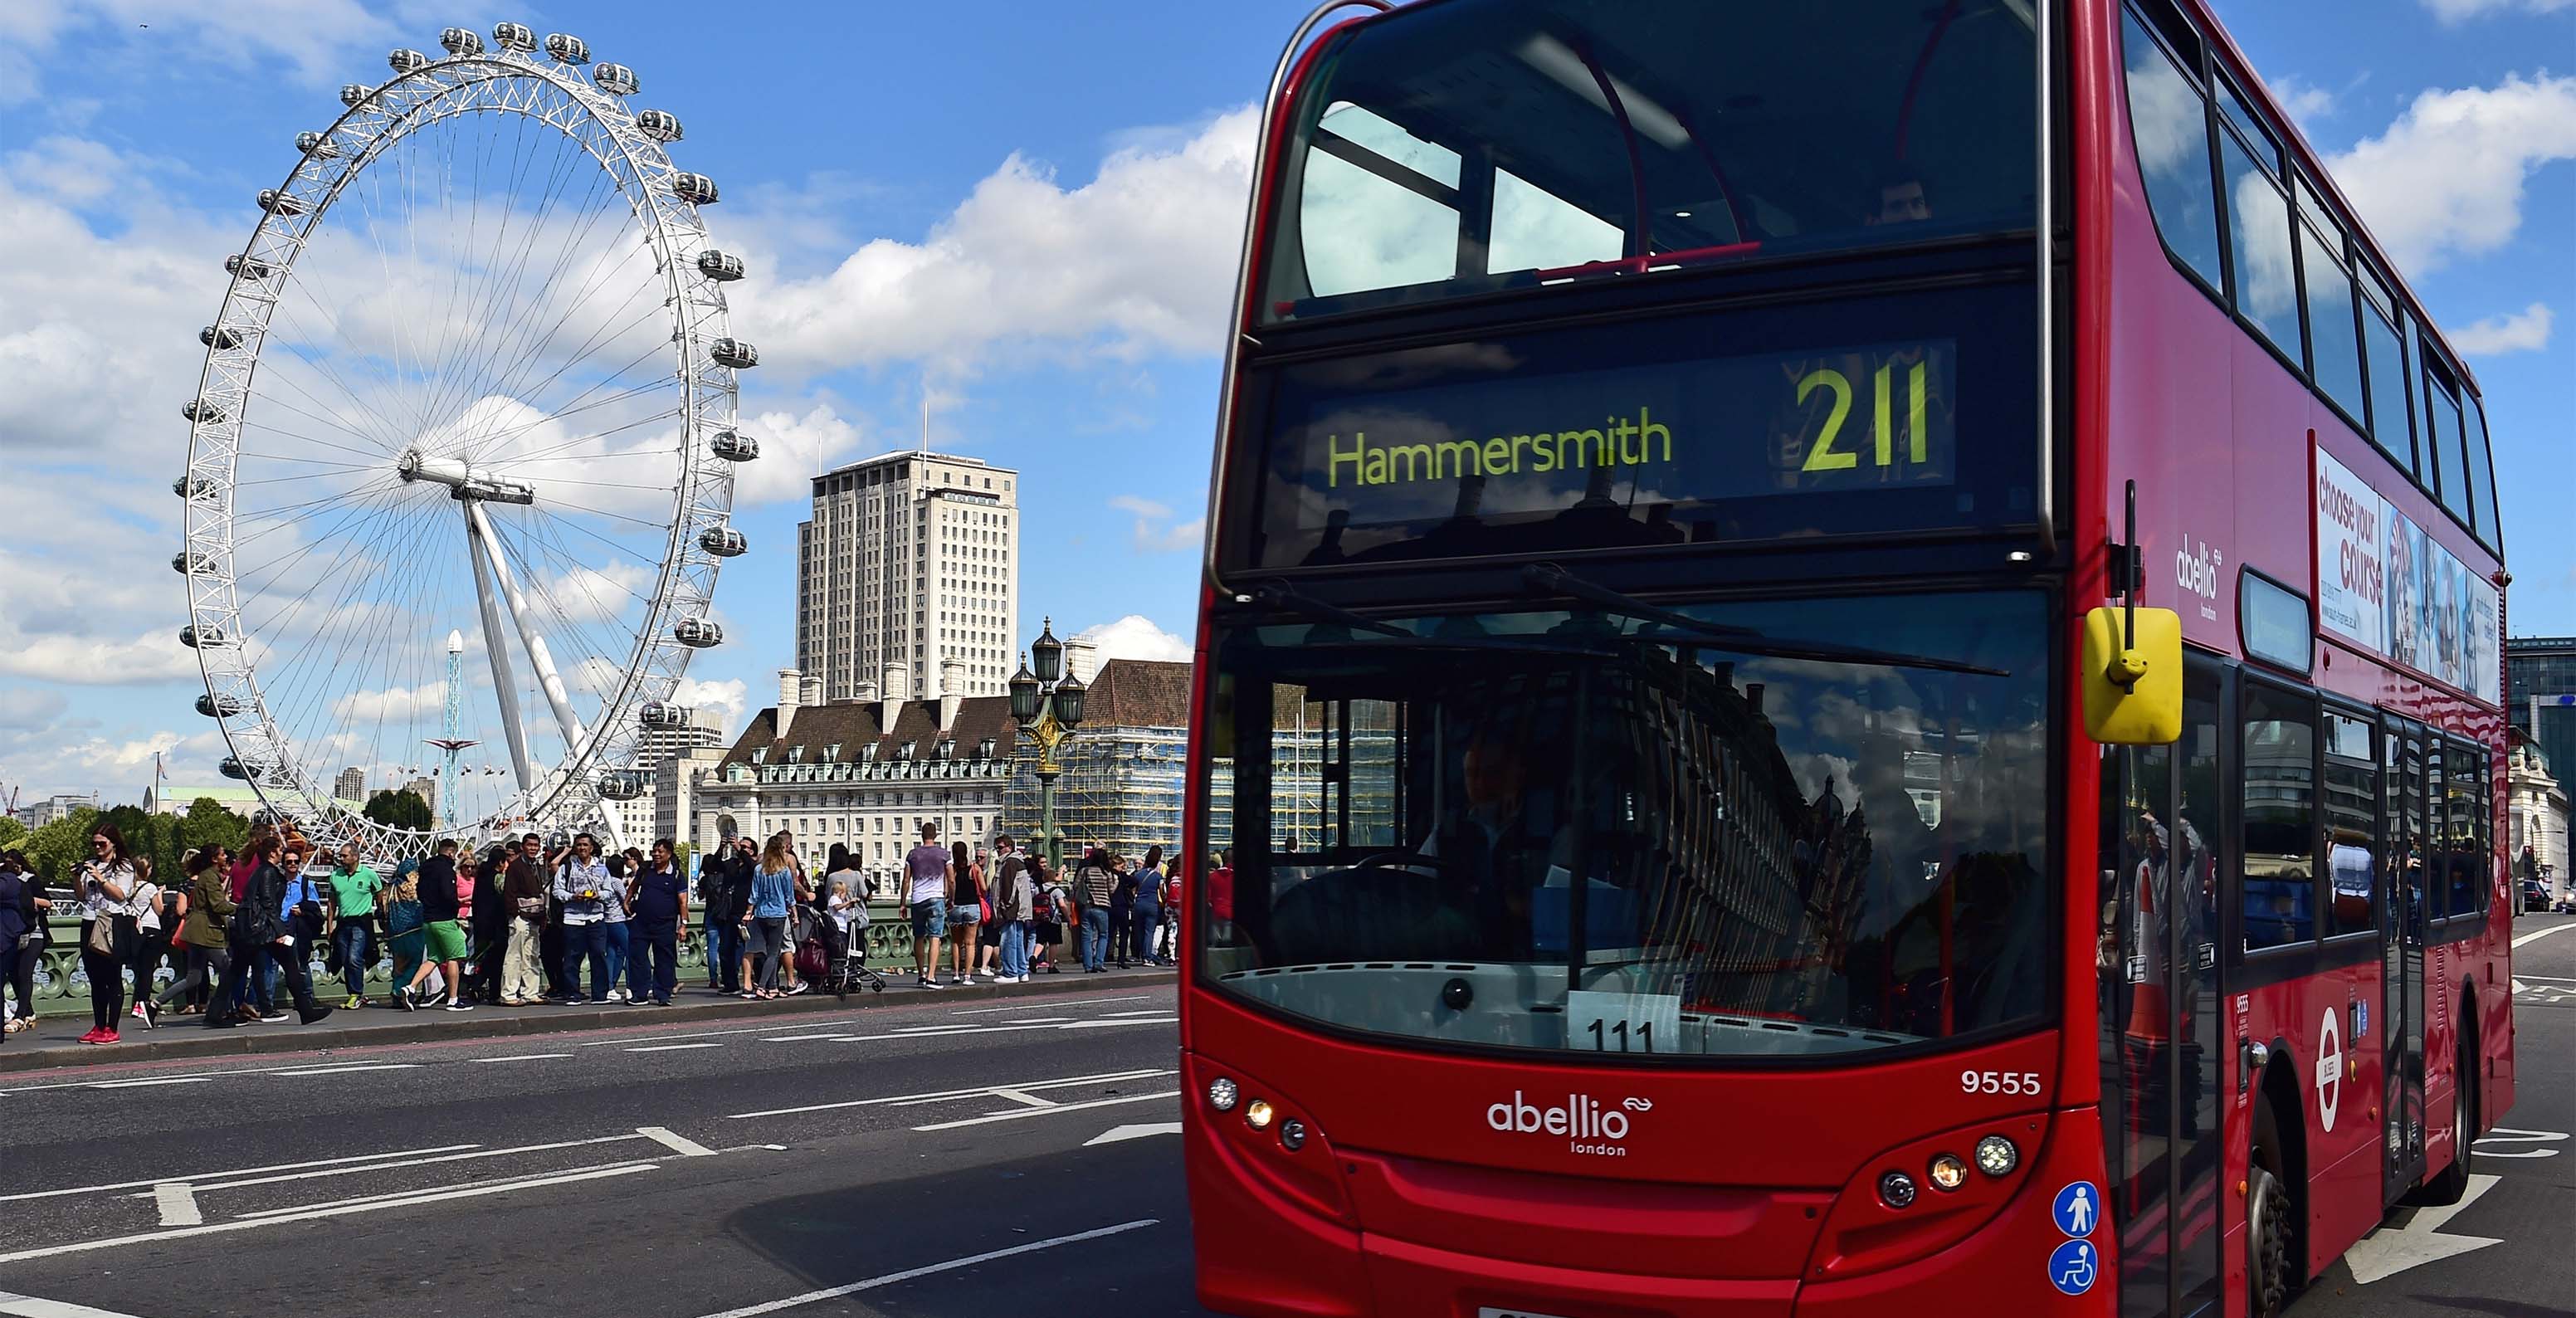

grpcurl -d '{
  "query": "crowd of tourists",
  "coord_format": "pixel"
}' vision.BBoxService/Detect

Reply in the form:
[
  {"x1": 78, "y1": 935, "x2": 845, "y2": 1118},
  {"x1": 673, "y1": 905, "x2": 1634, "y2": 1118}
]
[{"x1": 0, "y1": 818, "x2": 1190, "y2": 1047}]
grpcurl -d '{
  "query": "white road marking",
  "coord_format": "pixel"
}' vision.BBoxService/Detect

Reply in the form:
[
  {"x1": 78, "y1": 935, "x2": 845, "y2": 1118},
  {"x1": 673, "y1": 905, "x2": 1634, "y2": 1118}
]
[
  {"x1": 268, "y1": 1062, "x2": 419, "y2": 1076},
  {"x1": 2515, "y1": 974, "x2": 2576, "y2": 982},
  {"x1": 231, "y1": 1161, "x2": 658, "y2": 1219},
  {"x1": 626, "y1": 1042, "x2": 723, "y2": 1052},
  {"x1": 1084, "y1": 1122, "x2": 1183, "y2": 1147},
  {"x1": 0, "y1": 1145, "x2": 482, "y2": 1204},
  {"x1": 0, "y1": 1057, "x2": 418, "y2": 1097},
  {"x1": 1060, "y1": 1016, "x2": 1176, "y2": 1029},
  {"x1": 987, "y1": 1088, "x2": 1056, "y2": 1108},
  {"x1": 139, "y1": 1134, "x2": 642, "y2": 1195},
  {"x1": 0, "y1": 1290, "x2": 151, "y2": 1317},
  {"x1": 150, "y1": 1184, "x2": 200, "y2": 1228},
  {"x1": 728, "y1": 1069, "x2": 1173, "y2": 1120},
  {"x1": 760, "y1": 1032, "x2": 858, "y2": 1042},
  {"x1": 84, "y1": 1076, "x2": 214, "y2": 1090},
  {"x1": 950, "y1": 993, "x2": 1152, "y2": 1015},
  {"x1": 984, "y1": 1017, "x2": 1074, "y2": 1025},
  {"x1": 2510, "y1": 922, "x2": 2576, "y2": 949},
  {"x1": 2471, "y1": 1127, "x2": 2566, "y2": 1159},
  {"x1": 1100, "y1": 1008, "x2": 1172, "y2": 1018},
  {"x1": 637, "y1": 1125, "x2": 719, "y2": 1158},
  {"x1": 910, "y1": 1090, "x2": 1178, "y2": 1132},
  {"x1": 0, "y1": 1164, "x2": 657, "y2": 1266},
  {"x1": 471, "y1": 1052, "x2": 572, "y2": 1063},
  {"x1": 688, "y1": 1218, "x2": 1159, "y2": 1318},
  {"x1": 2344, "y1": 1174, "x2": 2502, "y2": 1283}
]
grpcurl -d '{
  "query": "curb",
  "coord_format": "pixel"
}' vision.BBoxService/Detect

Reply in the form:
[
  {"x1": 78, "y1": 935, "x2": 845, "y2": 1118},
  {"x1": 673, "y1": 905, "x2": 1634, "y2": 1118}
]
[{"x1": 0, "y1": 969, "x2": 1175, "y2": 1076}]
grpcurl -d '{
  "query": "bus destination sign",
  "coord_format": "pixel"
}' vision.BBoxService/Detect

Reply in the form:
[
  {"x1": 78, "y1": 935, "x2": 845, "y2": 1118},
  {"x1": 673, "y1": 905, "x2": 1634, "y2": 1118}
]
[{"x1": 1276, "y1": 339, "x2": 1959, "y2": 530}]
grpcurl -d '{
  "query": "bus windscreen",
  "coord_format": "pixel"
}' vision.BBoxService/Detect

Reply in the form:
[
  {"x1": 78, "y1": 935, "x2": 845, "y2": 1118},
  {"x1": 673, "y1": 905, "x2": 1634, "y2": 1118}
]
[
  {"x1": 1261, "y1": 0, "x2": 2037, "y2": 322},
  {"x1": 1196, "y1": 589, "x2": 2052, "y2": 1061}
]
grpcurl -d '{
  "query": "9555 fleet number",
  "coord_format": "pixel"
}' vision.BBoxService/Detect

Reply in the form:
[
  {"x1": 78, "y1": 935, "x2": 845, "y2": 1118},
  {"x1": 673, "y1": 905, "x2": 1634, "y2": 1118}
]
[{"x1": 1962, "y1": 1069, "x2": 2044, "y2": 1097}]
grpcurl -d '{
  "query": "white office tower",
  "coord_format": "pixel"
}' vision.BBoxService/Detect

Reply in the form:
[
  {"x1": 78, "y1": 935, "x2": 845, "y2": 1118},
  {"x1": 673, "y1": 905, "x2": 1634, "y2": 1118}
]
[{"x1": 797, "y1": 450, "x2": 1018, "y2": 703}]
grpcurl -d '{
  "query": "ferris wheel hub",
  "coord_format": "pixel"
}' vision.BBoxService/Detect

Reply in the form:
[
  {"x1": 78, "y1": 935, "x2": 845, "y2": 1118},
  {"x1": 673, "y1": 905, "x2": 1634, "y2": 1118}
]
[{"x1": 398, "y1": 448, "x2": 534, "y2": 504}]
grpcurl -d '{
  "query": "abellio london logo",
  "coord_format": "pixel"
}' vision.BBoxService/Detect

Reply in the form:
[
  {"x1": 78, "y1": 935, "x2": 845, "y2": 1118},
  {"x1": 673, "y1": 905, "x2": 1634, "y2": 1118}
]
[{"x1": 1486, "y1": 1091, "x2": 1653, "y2": 1157}]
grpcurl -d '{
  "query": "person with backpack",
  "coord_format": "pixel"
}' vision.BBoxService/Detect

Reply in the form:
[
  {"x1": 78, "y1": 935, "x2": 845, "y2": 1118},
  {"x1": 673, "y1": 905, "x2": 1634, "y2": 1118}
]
[
  {"x1": 1027, "y1": 855, "x2": 1065, "y2": 974},
  {"x1": 700, "y1": 850, "x2": 749, "y2": 995},
  {"x1": 154, "y1": 848, "x2": 232, "y2": 1021},
  {"x1": 124, "y1": 855, "x2": 171, "y2": 1029},
  {"x1": 403, "y1": 838, "x2": 473, "y2": 1012},
  {"x1": 991, "y1": 839, "x2": 1032, "y2": 984},
  {"x1": 211, "y1": 835, "x2": 330, "y2": 1028},
  {"x1": 1131, "y1": 845, "x2": 1168, "y2": 969},
  {"x1": 1076, "y1": 847, "x2": 1118, "y2": 973}
]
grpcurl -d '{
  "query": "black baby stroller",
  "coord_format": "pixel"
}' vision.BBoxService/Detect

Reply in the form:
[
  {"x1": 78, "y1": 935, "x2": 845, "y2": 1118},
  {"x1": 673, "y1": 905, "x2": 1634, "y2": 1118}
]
[{"x1": 803, "y1": 895, "x2": 883, "y2": 997}]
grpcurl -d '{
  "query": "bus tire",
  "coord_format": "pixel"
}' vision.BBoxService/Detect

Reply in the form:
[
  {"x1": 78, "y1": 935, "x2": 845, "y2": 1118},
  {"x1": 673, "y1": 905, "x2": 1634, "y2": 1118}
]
[
  {"x1": 2419, "y1": 1014, "x2": 2478, "y2": 1206},
  {"x1": 2248, "y1": 1103, "x2": 2295, "y2": 1318}
]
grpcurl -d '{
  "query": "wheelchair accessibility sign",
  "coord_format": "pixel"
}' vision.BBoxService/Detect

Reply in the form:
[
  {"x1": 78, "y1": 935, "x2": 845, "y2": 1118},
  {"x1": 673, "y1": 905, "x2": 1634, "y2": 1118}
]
[{"x1": 2048, "y1": 1239, "x2": 2100, "y2": 1296}]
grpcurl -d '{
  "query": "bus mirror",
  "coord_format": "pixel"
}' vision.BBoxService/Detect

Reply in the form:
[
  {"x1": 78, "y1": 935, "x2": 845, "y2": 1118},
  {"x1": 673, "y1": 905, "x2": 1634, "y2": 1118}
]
[{"x1": 2081, "y1": 606, "x2": 2182, "y2": 745}]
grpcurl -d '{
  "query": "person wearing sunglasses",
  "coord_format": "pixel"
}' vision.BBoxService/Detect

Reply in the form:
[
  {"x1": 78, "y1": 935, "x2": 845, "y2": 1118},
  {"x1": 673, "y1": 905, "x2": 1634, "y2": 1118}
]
[{"x1": 76, "y1": 825, "x2": 139, "y2": 1042}]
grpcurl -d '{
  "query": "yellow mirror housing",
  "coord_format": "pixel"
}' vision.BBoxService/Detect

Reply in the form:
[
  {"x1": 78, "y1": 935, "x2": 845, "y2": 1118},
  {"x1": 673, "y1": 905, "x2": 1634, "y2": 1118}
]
[{"x1": 2081, "y1": 606, "x2": 2183, "y2": 745}]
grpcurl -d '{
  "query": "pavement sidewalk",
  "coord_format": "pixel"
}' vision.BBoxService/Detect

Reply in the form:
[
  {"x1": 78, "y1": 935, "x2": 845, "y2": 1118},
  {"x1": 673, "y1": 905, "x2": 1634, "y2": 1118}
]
[{"x1": 0, "y1": 964, "x2": 1175, "y2": 1074}]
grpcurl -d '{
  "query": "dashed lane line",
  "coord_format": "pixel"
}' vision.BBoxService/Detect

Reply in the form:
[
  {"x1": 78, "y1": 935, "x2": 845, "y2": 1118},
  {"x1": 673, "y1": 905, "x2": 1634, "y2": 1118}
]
[
  {"x1": 471, "y1": 1052, "x2": 573, "y2": 1063},
  {"x1": 910, "y1": 1090, "x2": 1180, "y2": 1132},
  {"x1": 0, "y1": 1290, "x2": 149, "y2": 1317},
  {"x1": 950, "y1": 993, "x2": 1154, "y2": 1015},
  {"x1": 0, "y1": 1145, "x2": 483, "y2": 1204},
  {"x1": 727, "y1": 1068, "x2": 1173, "y2": 1120},
  {"x1": 2510, "y1": 922, "x2": 2576, "y2": 949},
  {"x1": 626, "y1": 1042, "x2": 724, "y2": 1052},
  {"x1": 689, "y1": 1218, "x2": 1159, "y2": 1318}
]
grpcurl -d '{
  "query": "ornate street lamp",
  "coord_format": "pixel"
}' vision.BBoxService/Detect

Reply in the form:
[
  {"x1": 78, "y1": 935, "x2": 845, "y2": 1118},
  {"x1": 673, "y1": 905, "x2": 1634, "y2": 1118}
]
[{"x1": 1010, "y1": 618, "x2": 1087, "y2": 870}]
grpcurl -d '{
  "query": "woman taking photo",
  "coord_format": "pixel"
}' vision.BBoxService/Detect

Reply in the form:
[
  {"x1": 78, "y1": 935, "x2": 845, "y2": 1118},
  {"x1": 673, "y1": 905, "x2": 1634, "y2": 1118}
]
[
  {"x1": 154, "y1": 848, "x2": 233, "y2": 1020},
  {"x1": 76, "y1": 824, "x2": 139, "y2": 1043}
]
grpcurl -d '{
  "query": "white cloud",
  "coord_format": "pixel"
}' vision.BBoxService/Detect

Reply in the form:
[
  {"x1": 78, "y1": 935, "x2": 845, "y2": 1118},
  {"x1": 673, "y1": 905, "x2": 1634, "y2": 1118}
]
[
  {"x1": 2420, "y1": 0, "x2": 2575, "y2": 22},
  {"x1": 2, "y1": 1, "x2": 405, "y2": 106},
  {"x1": 2264, "y1": 75, "x2": 2338, "y2": 127},
  {"x1": 2330, "y1": 73, "x2": 2576, "y2": 273},
  {"x1": 2449, "y1": 302, "x2": 2555, "y2": 355},
  {"x1": 671, "y1": 676, "x2": 749, "y2": 731},
  {"x1": 1107, "y1": 495, "x2": 1208, "y2": 554},
  {"x1": 1076, "y1": 614, "x2": 1192, "y2": 664},
  {"x1": 734, "y1": 107, "x2": 1256, "y2": 374},
  {"x1": 732, "y1": 403, "x2": 869, "y2": 504}
]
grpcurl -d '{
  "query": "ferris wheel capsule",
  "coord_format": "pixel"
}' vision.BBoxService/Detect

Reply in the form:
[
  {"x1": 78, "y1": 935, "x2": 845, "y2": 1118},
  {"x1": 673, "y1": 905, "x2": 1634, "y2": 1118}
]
[
  {"x1": 544, "y1": 32, "x2": 590, "y2": 64},
  {"x1": 639, "y1": 700, "x2": 694, "y2": 730},
  {"x1": 710, "y1": 337, "x2": 758, "y2": 369},
  {"x1": 219, "y1": 757, "x2": 250, "y2": 781},
  {"x1": 597, "y1": 769, "x2": 646, "y2": 801},
  {"x1": 673, "y1": 618, "x2": 723, "y2": 648},
  {"x1": 636, "y1": 109, "x2": 682, "y2": 142},
  {"x1": 696, "y1": 250, "x2": 743, "y2": 281},
  {"x1": 182, "y1": 399, "x2": 225, "y2": 423},
  {"x1": 256, "y1": 188, "x2": 304, "y2": 216},
  {"x1": 710, "y1": 428, "x2": 759, "y2": 461},
  {"x1": 295, "y1": 131, "x2": 339, "y2": 159},
  {"x1": 201, "y1": 325, "x2": 242, "y2": 350},
  {"x1": 341, "y1": 83, "x2": 371, "y2": 106},
  {"x1": 592, "y1": 63, "x2": 638, "y2": 95},
  {"x1": 389, "y1": 48, "x2": 430, "y2": 75},
  {"x1": 173, "y1": 476, "x2": 212, "y2": 500},
  {"x1": 440, "y1": 27, "x2": 485, "y2": 56},
  {"x1": 699, "y1": 526, "x2": 746, "y2": 558},
  {"x1": 225, "y1": 254, "x2": 273, "y2": 280},
  {"x1": 196, "y1": 693, "x2": 244, "y2": 718},
  {"x1": 180, "y1": 623, "x2": 228, "y2": 649},
  {"x1": 491, "y1": 22, "x2": 537, "y2": 52},
  {"x1": 671, "y1": 172, "x2": 718, "y2": 206}
]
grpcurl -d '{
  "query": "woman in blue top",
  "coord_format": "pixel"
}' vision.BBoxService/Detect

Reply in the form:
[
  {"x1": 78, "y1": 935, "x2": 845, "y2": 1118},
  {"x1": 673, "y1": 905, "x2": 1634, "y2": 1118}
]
[
  {"x1": 742, "y1": 831, "x2": 797, "y2": 999},
  {"x1": 1129, "y1": 844, "x2": 1168, "y2": 968}
]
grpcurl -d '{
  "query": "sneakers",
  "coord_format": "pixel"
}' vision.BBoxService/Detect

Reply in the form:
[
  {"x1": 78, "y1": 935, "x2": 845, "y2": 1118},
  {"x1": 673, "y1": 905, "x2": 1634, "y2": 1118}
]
[
  {"x1": 915, "y1": 975, "x2": 944, "y2": 989},
  {"x1": 788, "y1": 981, "x2": 810, "y2": 996},
  {"x1": 96, "y1": 1028, "x2": 120, "y2": 1044},
  {"x1": 259, "y1": 1011, "x2": 290, "y2": 1023},
  {"x1": 299, "y1": 1005, "x2": 334, "y2": 1025},
  {"x1": 444, "y1": 998, "x2": 475, "y2": 1013},
  {"x1": 131, "y1": 1003, "x2": 147, "y2": 1020},
  {"x1": 77, "y1": 1028, "x2": 103, "y2": 1044}
]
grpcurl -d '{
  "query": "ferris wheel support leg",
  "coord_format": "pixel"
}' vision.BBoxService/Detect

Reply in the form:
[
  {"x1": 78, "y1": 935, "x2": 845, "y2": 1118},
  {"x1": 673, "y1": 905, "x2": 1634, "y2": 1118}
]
[
  {"x1": 466, "y1": 506, "x2": 539, "y2": 793},
  {"x1": 462, "y1": 499, "x2": 623, "y2": 852}
]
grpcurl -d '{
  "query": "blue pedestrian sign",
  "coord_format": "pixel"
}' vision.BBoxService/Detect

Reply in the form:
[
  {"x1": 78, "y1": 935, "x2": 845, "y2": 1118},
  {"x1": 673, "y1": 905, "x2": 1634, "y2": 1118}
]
[
  {"x1": 2052, "y1": 1181, "x2": 2101, "y2": 1237},
  {"x1": 2048, "y1": 1239, "x2": 2100, "y2": 1296}
]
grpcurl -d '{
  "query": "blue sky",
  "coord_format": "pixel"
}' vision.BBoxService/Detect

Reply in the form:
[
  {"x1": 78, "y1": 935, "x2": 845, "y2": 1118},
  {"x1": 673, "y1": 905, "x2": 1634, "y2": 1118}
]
[{"x1": 0, "y1": 0, "x2": 2568, "y2": 805}]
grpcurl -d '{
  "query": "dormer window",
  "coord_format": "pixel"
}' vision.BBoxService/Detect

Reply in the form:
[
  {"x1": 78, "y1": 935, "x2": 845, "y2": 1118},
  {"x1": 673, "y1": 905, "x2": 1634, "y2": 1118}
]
[
  {"x1": 787, "y1": 745, "x2": 804, "y2": 764},
  {"x1": 977, "y1": 737, "x2": 997, "y2": 759},
  {"x1": 824, "y1": 744, "x2": 841, "y2": 764},
  {"x1": 749, "y1": 749, "x2": 766, "y2": 764},
  {"x1": 899, "y1": 740, "x2": 917, "y2": 760},
  {"x1": 862, "y1": 742, "x2": 880, "y2": 763}
]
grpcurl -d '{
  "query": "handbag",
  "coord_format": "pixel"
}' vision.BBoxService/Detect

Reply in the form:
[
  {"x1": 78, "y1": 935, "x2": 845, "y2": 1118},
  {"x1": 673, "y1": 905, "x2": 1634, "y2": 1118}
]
[{"x1": 84, "y1": 918, "x2": 113, "y2": 954}]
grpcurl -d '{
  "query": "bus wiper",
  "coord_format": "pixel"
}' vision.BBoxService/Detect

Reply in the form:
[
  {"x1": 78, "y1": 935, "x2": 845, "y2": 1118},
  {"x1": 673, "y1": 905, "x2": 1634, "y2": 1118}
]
[
  {"x1": 1520, "y1": 562, "x2": 2008, "y2": 677},
  {"x1": 1247, "y1": 582, "x2": 1409, "y2": 638}
]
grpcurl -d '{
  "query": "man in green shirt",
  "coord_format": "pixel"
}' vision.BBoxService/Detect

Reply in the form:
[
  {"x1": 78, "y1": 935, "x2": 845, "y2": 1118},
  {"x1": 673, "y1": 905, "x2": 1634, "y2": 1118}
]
[{"x1": 327, "y1": 843, "x2": 383, "y2": 1008}]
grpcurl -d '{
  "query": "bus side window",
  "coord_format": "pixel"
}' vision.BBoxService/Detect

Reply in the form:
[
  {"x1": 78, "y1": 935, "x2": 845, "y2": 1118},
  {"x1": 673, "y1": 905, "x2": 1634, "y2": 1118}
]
[
  {"x1": 2240, "y1": 685, "x2": 2317, "y2": 951},
  {"x1": 2321, "y1": 712, "x2": 2378, "y2": 940},
  {"x1": 2117, "y1": 7, "x2": 2225, "y2": 292}
]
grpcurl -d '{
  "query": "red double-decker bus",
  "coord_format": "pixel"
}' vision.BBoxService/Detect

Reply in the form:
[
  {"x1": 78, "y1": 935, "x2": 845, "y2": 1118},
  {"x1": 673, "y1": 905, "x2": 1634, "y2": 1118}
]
[{"x1": 1178, "y1": 2, "x2": 2514, "y2": 1316}]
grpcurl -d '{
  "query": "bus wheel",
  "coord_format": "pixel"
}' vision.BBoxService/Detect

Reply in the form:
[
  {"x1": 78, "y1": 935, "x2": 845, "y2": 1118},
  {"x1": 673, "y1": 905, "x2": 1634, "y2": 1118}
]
[
  {"x1": 2249, "y1": 1106, "x2": 2294, "y2": 1318},
  {"x1": 2420, "y1": 1025, "x2": 2477, "y2": 1205}
]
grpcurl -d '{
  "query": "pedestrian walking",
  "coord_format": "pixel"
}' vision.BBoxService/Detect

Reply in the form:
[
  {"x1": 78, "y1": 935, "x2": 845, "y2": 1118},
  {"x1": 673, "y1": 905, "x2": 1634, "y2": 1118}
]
[
  {"x1": 275, "y1": 847, "x2": 331, "y2": 1023},
  {"x1": 125, "y1": 856, "x2": 172, "y2": 1028},
  {"x1": 325, "y1": 842, "x2": 383, "y2": 1008},
  {"x1": 383, "y1": 869, "x2": 427, "y2": 1002},
  {"x1": 550, "y1": 832, "x2": 612, "y2": 1003},
  {"x1": 744, "y1": 832, "x2": 796, "y2": 998},
  {"x1": 627, "y1": 838, "x2": 687, "y2": 1007},
  {"x1": 402, "y1": 838, "x2": 473, "y2": 1011},
  {"x1": 153, "y1": 848, "x2": 232, "y2": 1018},
  {"x1": 76, "y1": 823, "x2": 139, "y2": 1043},
  {"x1": 210, "y1": 834, "x2": 330, "y2": 1028},
  {"x1": 948, "y1": 840, "x2": 985, "y2": 983},
  {"x1": 992, "y1": 838, "x2": 1032, "y2": 984},
  {"x1": 0, "y1": 850, "x2": 44, "y2": 1035},
  {"x1": 467, "y1": 844, "x2": 510, "y2": 1004},
  {"x1": 700, "y1": 850, "x2": 748, "y2": 994},
  {"x1": 1076, "y1": 847, "x2": 1117, "y2": 973},
  {"x1": 904, "y1": 823, "x2": 952, "y2": 989},
  {"x1": 500, "y1": 833, "x2": 549, "y2": 1005}
]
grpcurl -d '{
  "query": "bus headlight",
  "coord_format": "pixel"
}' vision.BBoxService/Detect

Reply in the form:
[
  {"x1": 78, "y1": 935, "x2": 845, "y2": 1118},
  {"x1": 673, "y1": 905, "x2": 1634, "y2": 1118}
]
[
  {"x1": 1879, "y1": 1171, "x2": 1918, "y2": 1208},
  {"x1": 1974, "y1": 1134, "x2": 2019, "y2": 1177},
  {"x1": 1207, "y1": 1077, "x2": 1239, "y2": 1112},
  {"x1": 1928, "y1": 1154, "x2": 1969, "y2": 1192},
  {"x1": 1245, "y1": 1099, "x2": 1276, "y2": 1131}
]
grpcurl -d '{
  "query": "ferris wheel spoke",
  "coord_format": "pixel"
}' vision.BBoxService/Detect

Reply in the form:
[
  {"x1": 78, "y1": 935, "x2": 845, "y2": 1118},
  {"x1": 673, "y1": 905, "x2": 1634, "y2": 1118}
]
[
  {"x1": 262, "y1": 281, "x2": 420, "y2": 456},
  {"x1": 458, "y1": 210, "x2": 651, "y2": 430},
  {"x1": 251, "y1": 501, "x2": 446, "y2": 767},
  {"x1": 235, "y1": 337, "x2": 405, "y2": 456},
  {"x1": 478, "y1": 344, "x2": 685, "y2": 466},
  {"x1": 464, "y1": 276, "x2": 670, "y2": 456},
  {"x1": 428, "y1": 144, "x2": 627, "y2": 438}
]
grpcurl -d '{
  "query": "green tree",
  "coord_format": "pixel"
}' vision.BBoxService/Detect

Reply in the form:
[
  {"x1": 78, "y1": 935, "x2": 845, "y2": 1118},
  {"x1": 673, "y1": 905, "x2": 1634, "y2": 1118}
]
[
  {"x1": 23, "y1": 808, "x2": 97, "y2": 883},
  {"x1": 0, "y1": 817, "x2": 25, "y2": 852},
  {"x1": 179, "y1": 798, "x2": 249, "y2": 858},
  {"x1": 363, "y1": 788, "x2": 432, "y2": 831}
]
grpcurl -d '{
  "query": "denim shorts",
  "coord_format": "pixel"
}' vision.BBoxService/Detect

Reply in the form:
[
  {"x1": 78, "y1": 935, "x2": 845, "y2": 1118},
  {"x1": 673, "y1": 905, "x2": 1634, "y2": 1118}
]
[{"x1": 908, "y1": 898, "x2": 948, "y2": 940}]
